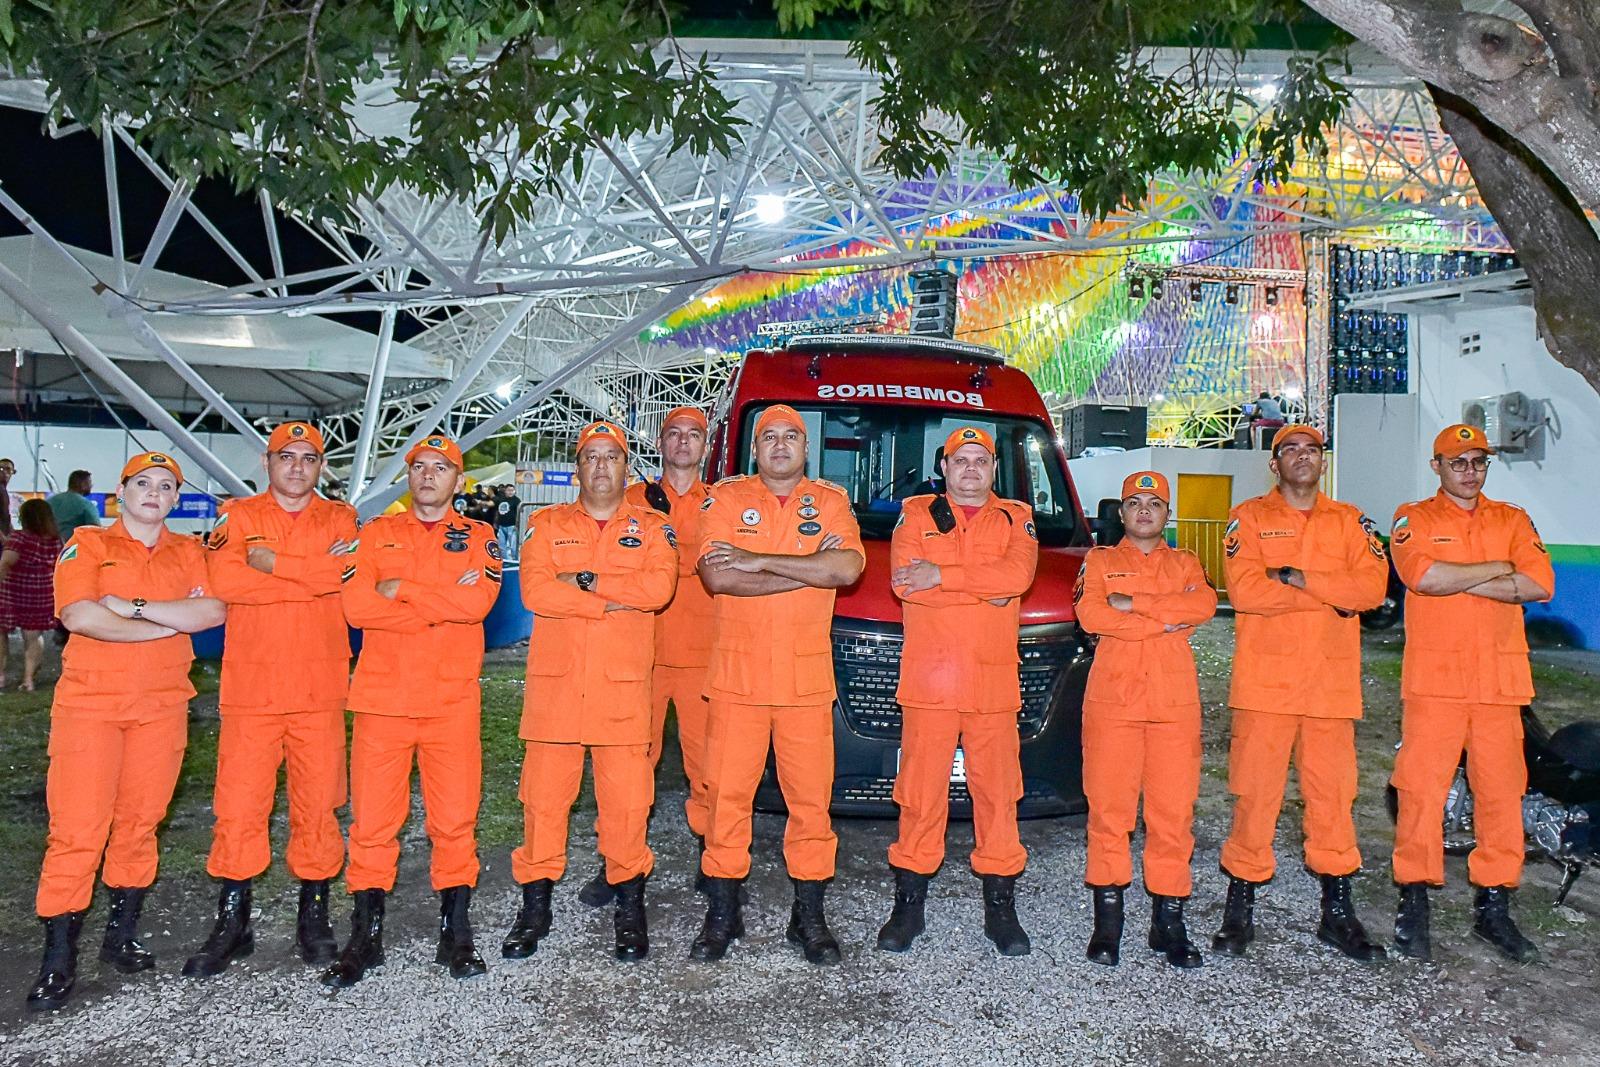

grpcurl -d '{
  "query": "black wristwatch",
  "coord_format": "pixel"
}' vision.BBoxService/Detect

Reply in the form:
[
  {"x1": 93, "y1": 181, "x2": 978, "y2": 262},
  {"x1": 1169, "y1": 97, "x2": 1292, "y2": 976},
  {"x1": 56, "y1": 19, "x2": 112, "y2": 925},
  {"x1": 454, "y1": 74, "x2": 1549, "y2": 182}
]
[
  {"x1": 576, "y1": 571, "x2": 596, "y2": 592},
  {"x1": 1277, "y1": 566, "x2": 1293, "y2": 585}
]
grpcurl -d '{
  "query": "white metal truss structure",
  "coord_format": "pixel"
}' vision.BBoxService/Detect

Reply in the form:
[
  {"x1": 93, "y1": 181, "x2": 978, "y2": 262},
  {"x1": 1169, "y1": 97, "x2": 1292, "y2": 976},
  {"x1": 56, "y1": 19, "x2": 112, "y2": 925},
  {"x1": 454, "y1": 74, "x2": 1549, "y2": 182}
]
[{"x1": 0, "y1": 40, "x2": 1499, "y2": 513}]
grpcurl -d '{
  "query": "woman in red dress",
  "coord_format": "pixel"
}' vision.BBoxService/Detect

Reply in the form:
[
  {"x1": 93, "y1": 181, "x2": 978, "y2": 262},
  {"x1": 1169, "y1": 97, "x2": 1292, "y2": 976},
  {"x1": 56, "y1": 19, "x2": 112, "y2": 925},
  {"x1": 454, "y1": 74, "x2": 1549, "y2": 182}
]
[{"x1": 1, "y1": 498, "x2": 64, "y2": 690}]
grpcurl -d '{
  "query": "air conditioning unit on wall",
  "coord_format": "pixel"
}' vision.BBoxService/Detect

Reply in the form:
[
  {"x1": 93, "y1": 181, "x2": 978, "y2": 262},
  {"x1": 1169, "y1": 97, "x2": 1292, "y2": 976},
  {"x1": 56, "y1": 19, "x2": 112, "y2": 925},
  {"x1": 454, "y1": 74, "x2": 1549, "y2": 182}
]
[{"x1": 1461, "y1": 391, "x2": 1542, "y2": 454}]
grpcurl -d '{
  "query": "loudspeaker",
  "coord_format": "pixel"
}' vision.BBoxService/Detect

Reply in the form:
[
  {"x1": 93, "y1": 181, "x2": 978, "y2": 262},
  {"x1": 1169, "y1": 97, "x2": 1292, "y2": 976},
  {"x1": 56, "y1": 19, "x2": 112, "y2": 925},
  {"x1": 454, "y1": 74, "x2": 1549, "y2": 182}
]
[
  {"x1": 908, "y1": 269, "x2": 958, "y2": 339},
  {"x1": 1065, "y1": 404, "x2": 1148, "y2": 458}
]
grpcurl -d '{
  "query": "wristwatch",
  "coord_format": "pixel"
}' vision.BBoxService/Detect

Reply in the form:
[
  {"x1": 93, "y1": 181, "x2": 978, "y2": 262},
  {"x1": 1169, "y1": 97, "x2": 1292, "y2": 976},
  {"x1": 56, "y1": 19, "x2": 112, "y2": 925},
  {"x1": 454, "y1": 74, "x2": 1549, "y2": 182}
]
[
  {"x1": 131, "y1": 597, "x2": 148, "y2": 619},
  {"x1": 1277, "y1": 566, "x2": 1293, "y2": 585},
  {"x1": 575, "y1": 571, "x2": 596, "y2": 592}
]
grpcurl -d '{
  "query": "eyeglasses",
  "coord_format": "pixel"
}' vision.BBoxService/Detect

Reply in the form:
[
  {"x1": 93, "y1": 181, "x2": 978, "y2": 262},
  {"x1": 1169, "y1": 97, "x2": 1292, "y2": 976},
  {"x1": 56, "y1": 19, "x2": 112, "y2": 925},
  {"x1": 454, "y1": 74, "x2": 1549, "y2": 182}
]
[{"x1": 1445, "y1": 456, "x2": 1492, "y2": 473}]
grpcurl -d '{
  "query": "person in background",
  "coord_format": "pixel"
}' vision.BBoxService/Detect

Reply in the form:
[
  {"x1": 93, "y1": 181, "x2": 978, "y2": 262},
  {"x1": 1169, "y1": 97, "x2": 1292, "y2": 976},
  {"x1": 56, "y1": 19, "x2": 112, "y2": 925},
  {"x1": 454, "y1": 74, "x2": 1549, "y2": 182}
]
[
  {"x1": 0, "y1": 499, "x2": 64, "y2": 691},
  {"x1": 0, "y1": 457, "x2": 15, "y2": 540},
  {"x1": 492, "y1": 484, "x2": 521, "y2": 559},
  {"x1": 49, "y1": 471, "x2": 101, "y2": 542}
]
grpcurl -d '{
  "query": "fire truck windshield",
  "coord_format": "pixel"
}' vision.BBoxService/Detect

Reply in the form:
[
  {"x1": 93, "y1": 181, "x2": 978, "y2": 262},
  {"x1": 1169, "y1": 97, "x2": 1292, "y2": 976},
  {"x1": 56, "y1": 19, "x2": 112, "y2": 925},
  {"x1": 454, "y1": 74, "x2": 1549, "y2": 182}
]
[{"x1": 736, "y1": 404, "x2": 1082, "y2": 546}]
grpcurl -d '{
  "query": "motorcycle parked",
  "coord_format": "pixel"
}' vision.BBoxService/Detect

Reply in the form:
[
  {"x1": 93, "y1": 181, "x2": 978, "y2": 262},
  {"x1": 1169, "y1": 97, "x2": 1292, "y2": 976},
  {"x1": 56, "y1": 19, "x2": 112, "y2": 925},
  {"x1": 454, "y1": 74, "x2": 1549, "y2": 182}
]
[
  {"x1": 1387, "y1": 705, "x2": 1600, "y2": 904},
  {"x1": 1361, "y1": 554, "x2": 1405, "y2": 631}
]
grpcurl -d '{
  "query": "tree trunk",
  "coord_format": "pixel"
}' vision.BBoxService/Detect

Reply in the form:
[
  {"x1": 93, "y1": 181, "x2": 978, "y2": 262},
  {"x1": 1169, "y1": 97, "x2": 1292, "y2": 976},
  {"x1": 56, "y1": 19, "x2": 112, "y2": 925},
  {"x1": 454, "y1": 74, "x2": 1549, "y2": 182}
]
[{"x1": 1428, "y1": 87, "x2": 1600, "y2": 396}]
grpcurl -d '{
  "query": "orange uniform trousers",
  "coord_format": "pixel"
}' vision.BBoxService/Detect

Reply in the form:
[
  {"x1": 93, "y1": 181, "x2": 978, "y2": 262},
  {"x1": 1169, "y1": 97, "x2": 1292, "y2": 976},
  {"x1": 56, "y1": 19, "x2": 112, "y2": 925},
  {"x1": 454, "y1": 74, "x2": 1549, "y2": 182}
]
[
  {"x1": 511, "y1": 741, "x2": 655, "y2": 885},
  {"x1": 346, "y1": 711, "x2": 480, "y2": 892},
  {"x1": 1083, "y1": 713, "x2": 1202, "y2": 896},
  {"x1": 1393, "y1": 700, "x2": 1525, "y2": 888},
  {"x1": 701, "y1": 699, "x2": 837, "y2": 881},
  {"x1": 652, "y1": 663, "x2": 711, "y2": 837},
  {"x1": 1220, "y1": 709, "x2": 1362, "y2": 882},
  {"x1": 887, "y1": 707, "x2": 1026, "y2": 877},
  {"x1": 207, "y1": 710, "x2": 346, "y2": 882},
  {"x1": 36, "y1": 710, "x2": 187, "y2": 916}
]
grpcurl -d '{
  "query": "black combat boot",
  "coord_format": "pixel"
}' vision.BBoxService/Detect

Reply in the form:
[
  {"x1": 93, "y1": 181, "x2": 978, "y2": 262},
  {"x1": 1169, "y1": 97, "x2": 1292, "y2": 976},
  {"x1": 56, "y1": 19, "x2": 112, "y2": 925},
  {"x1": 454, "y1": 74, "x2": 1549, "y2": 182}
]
[
  {"x1": 1472, "y1": 886, "x2": 1538, "y2": 963},
  {"x1": 321, "y1": 888, "x2": 386, "y2": 988},
  {"x1": 1086, "y1": 885, "x2": 1124, "y2": 966},
  {"x1": 577, "y1": 866, "x2": 615, "y2": 908},
  {"x1": 296, "y1": 879, "x2": 338, "y2": 966},
  {"x1": 981, "y1": 874, "x2": 1031, "y2": 957},
  {"x1": 436, "y1": 885, "x2": 487, "y2": 979},
  {"x1": 99, "y1": 887, "x2": 155, "y2": 973},
  {"x1": 1393, "y1": 883, "x2": 1431, "y2": 961},
  {"x1": 26, "y1": 912, "x2": 85, "y2": 1012},
  {"x1": 182, "y1": 879, "x2": 254, "y2": 978},
  {"x1": 875, "y1": 867, "x2": 930, "y2": 952},
  {"x1": 689, "y1": 877, "x2": 744, "y2": 961},
  {"x1": 1212, "y1": 875, "x2": 1258, "y2": 957},
  {"x1": 1317, "y1": 874, "x2": 1386, "y2": 962},
  {"x1": 787, "y1": 878, "x2": 842, "y2": 965},
  {"x1": 1148, "y1": 895, "x2": 1203, "y2": 969},
  {"x1": 613, "y1": 875, "x2": 649, "y2": 961},
  {"x1": 501, "y1": 879, "x2": 554, "y2": 959}
]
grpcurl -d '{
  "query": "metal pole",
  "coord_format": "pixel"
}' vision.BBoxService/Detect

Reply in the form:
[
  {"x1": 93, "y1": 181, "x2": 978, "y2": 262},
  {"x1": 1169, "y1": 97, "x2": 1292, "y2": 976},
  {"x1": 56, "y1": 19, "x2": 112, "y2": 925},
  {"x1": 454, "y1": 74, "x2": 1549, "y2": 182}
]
[
  {"x1": 0, "y1": 261, "x2": 252, "y2": 496},
  {"x1": 348, "y1": 306, "x2": 396, "y2": 494}
]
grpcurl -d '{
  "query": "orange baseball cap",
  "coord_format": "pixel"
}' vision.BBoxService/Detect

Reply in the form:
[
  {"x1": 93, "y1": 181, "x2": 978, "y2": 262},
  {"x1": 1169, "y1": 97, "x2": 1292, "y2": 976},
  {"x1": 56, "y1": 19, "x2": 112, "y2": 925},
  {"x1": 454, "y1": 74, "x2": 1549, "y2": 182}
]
[
  {"x1": 1120, "y1": 470, "x2": 1170, "y2": 504},
  {"x1": 1433, "y1": 422, "x2": 1494, "y2": 458},
  {"x1": 661, "y1": 406, "x2": 708, "y2": 433},
  {"x1": 404, "y1": 434, "x2": 464, "y2": 469},
  {"x1": 754, "y1": 404, "x2": 806, "y2": 438},
  {"x1": 266, "y1": 420, "x2": 325, "y2": 455},
  {"x1": 1271, "y1": 423, "x2": 1325, "y2": 455},
  {"x1": 120, "y1": 451, "x2": 184, "y2": 485},
  {"x1": 943, "y1": 425, "x2": 996, "y2": 458},
  {"x1": 575, "y1": 420, "x2": 629, "y2": 457}
]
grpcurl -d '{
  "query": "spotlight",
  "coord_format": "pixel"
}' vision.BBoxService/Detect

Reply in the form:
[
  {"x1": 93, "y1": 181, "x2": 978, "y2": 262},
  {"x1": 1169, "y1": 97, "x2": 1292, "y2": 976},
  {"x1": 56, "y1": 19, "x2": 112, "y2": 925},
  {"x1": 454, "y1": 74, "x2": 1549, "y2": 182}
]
[
  {"x1": 1188, "y1": 281, "x2": 1203, "y2": 302},
  {"x1": 1265, "y1": 286, "x2": 1280, "y2": 306},
  {"x1": 752, "y1": 193, "x2": 787, "y2": 225},
  {"x1": 1225, "y1": 284, "x2": 1239, "y2": 305},
  {"x1": 1151, "y1": 279, "x2": 1165, "y2": 300},
  {"x1": 1129, "y1": 276, "x2": 1145, "y2": 300}
]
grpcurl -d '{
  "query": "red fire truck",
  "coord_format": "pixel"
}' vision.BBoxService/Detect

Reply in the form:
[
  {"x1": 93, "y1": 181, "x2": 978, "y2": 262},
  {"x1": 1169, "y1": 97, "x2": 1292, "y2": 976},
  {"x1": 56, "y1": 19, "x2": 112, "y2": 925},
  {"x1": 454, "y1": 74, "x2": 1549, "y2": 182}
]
[{"x1": 703, "y1": 331, "x2": 1096, "y2": 817}]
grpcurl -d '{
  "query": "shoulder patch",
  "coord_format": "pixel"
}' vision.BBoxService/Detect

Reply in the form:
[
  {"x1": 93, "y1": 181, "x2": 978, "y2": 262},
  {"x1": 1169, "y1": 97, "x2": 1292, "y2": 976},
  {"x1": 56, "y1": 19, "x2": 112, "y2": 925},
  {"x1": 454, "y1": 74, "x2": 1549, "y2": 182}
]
[
  {"x1": 662, "y1": 523, "x2": 678, "y2": 550},
  {"x1": 58, "y1": 543, "x2": 79, "y2": 564},
  {"x1": 486, "y1": 540, "x2": 503, "y2": 561},
  {"x1": 1224, "y1": 518, "x2": 1240, "y2": 538},
  {"x1": 700, "y1": 496, "x2": 716, "y2": 512},
  {"x1": 1024, "y1": 520, "x2": 1037, "y2": 541},
  {"x1": 1073, "y1": 560, "x2": 1086, "y2": 604}
]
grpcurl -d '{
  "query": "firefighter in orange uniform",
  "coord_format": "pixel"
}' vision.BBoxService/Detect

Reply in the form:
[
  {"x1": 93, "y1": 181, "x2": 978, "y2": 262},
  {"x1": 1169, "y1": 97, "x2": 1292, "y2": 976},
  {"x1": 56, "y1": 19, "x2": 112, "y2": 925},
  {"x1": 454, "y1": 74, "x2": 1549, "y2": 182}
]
[
  {"x1": 323, "y1": 435, "x2": 501, "y2": 987},
  {"x1": 502, "y1": 421, "x2": 677, "y2": 961},
  {"x1": 184, "y1": 422, "x2": 357, "y2": 978},
  {"x1": 875, "y1": 426, "x2": 1037, "y2": 957},
  {"x1": 691, "y1": 404, "x2": 864, "y2": 965},
  {"x1": 27, "y1": 454, "x2": 226, "y2": 1011},
  {"x1": 1075, "y1": 472, "x2": 1217, "y2": 968},
  {"x1": 573, "y1": 406, "x2": 713, "y2": 909},
  {"x1": 1214, "y1": 424, "x2": 1389, "y2": 962},
  {"x1": 1389, "y1": 424, "x2": 1554, "y2": 963}
]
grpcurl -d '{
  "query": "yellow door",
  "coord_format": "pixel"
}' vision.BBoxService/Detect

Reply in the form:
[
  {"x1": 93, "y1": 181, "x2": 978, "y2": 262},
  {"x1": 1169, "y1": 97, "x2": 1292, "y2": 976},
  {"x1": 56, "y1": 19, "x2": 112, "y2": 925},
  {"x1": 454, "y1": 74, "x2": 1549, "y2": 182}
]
[{"x1": 1175, "y1": 473, "x2": 1232, "y2": 596}]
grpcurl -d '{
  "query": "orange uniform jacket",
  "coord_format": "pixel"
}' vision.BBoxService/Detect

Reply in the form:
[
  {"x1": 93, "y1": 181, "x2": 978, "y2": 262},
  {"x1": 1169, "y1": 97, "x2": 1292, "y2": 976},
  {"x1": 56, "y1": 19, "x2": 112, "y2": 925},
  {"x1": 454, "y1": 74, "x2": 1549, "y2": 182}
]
[
  {"x1": 519, "y1": 499, "x2": 678, "y2": 745},
  {"x1": 53, "y1": 524, "x2": 211, "y2": 716},
  {"x1": 892, "y1": 494, "x2": 1038, "y2": 713},
  {"x1": 341, "y1": 513, "x2": 501, "y2": 716},
  {"x1": 1077, "y1": 541, "x2": 1218, "y2": 719},
  {"x1": 206, "y1": 493, "x2": 358, "y2": 713},
  {"x1": 698, "y1": 476, "x2": 863, "y2": 706},
  {"x1": 1391, "y1": 492, "x2": 1555, "y2": 704},
  {"x1": 1223, "y1": 490, "x2": 1388, "y2": 718},
  {"x1": 625, "y1": 478, "x2": 713, "y2": 669}
]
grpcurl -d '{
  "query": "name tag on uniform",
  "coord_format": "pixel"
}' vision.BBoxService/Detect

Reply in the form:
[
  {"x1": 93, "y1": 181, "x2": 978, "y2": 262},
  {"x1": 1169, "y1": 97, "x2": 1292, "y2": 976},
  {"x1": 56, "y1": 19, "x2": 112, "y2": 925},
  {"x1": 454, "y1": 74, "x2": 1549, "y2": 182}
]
[{"x1": 1260, "y1": 529, "x2": 1296, "y2": 539}]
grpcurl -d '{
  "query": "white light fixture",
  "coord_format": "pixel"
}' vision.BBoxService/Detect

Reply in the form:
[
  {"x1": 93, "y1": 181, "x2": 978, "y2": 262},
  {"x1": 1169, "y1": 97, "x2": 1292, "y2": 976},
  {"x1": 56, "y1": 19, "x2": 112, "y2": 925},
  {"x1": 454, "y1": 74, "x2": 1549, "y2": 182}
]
[
  {"x1": 753, "y1": 193, "x2": 787, "y2": 225},
  {"x1": 494, "y1": 381, "x2": 515, "y2": 401},
  {"x1": 1151, "y1": 392, "x2": 1165, "y2": 403},
  {"x1": 1283, "y1": 386, "x2": 1303, "y2": 401},
  {"x1": 703, "y1": 346, "x2": 717, "y2": 356}
]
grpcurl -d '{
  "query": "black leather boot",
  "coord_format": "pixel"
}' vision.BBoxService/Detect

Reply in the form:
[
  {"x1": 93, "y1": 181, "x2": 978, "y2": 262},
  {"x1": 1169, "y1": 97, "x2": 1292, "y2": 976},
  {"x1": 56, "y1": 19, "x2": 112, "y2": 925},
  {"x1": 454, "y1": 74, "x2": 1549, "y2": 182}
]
[
  {"x1": 1086, "y1": 885, "x2": 1124, "y2": 966},
  {"x1": 1148, "y1": 895, "x2": 1203, "y2": 969},
  {"x1": 1393, "y1": 883, "x2": 1432, "y2": 961},
  {"x1": 613, "y1": 875, "x2": 649, "y2": 961},
  {"x1": 1212, "y1": 875, "x2": 1258, "y2": 957},
  {"x1": 296, "y1": 879, "x2": 338, "y2": 967},
  {"x1": 99, "y1": 886, "x2": 155, "y2": 973},
  {"x1": 1317, "y1": 874, "x2": 1386, "y2": 962},
  {"x1": 1473, "y1": 886, "x2": 1538, "y2": 963},
  {"x1": 321, "y1": 888, "x2": 385, "y2": 988},
  {"x1": 876, "y1": 867, "x2": 930, "y2": 952},
  {"x1": 689, "y1": 877, "x2": 744, "y2": 961},
  {"x1": 436, "y1": 885, "x2": 487, "y2": 979},
  {"x1": 981, "y1": 874, "x2": 1031, "y2": 957},
  {"x1": 501, "y1": 879, "x2": 553, "y2": 959},
  {"x1": 787, "y1": 878, "x2": 842, "y2": 965},
  {"x1": 182, "y1": 879, "x2": 254, "y2": 978},
  {"x1": 26, "y1": 912, "x2": 84, "y2": 1012},
  {"x1": 578, "y1": 866, "x2": 615, "y2": 908}
]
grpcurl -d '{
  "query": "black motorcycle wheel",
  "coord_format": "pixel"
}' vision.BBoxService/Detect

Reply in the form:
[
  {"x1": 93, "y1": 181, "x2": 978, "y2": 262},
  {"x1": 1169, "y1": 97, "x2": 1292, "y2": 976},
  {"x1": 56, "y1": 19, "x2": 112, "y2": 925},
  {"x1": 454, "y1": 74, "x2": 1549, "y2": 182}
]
[
  {"x1": 1361, "y1": 596, "x2": 1402, "y2": 631},
  {"x1": 1383, "y1": 775, "x2": 1476, "y2": 856}
]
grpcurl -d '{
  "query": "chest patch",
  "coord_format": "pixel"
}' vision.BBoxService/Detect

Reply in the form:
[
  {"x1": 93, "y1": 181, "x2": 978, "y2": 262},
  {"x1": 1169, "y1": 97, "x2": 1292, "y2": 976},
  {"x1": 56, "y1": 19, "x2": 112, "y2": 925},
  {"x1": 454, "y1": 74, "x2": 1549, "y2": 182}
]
[
  {"x1": 798, "y1": 506, "x2": 819, "y2": 519},
  {"x1": 443, "y1": 525, "x2": 471, "y2": 553},
  {"x1": 741, "y1": 508, "x2": 762, "y2": 527},
  {"x1": 798, "y1": 521, "x2": 822, "y2": 536},
  {"x1": 618, "y1": 536, "x2": 643, "y2": 548}
]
